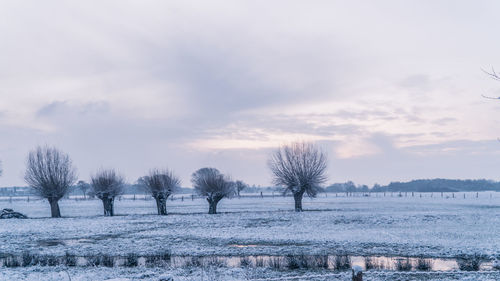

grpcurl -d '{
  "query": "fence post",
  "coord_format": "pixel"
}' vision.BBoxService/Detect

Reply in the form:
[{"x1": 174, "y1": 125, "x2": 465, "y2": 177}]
[
  {"x1": 192, "y1": 194, "x2": 194, "y2": 201},
  {"x1": 352, "y1": 266, "x2": 363, "y2": 281}
]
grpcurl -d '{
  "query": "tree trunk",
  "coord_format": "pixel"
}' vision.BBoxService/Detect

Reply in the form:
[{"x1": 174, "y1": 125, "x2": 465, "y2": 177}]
[
  {"x1": 48, "y1": 198, "x2": 61, "y2": 218},
  {"x1": 102, "y1": 197, "x2": 115, "y2": 216},
  {"x1": 155, "y1": 196, "x2": 167, "y2": 215},
  {"x1": 293, "y1": 191, "x2": 304, "y2": 212},
  {"x1": 207, "y1": 198, "x2": 219, "y2": 214}
]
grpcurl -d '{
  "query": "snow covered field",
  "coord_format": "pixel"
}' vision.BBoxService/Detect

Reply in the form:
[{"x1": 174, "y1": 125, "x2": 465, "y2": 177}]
[{"x1": 1, "y1": 192, "x2": 499, "y2": 280}]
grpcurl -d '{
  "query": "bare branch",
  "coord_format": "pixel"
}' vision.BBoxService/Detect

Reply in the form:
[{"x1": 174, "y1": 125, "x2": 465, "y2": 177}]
[
  {"x1": 91, "y1": 169, "x2": 124, "y2": 199},
  {"x1": 481, "y1": 94, "x2": 500, "y2": 100},
  {"x1": 24, "y1": 146, "x2": 77, "y2": 200},
  {"x1": 141, "y1": 168, "x2": 180, "y2": 215},
  {"x1": 91, "y1": 169, "x2": 124, "y2": 216},
  {"x1": 24, "y1": 145, "x2": 78, "y2": 217},
  {"x1": 482, "y1": 67, "x2": 500, "y2": 81},
  {"x1": 268, "y1": 141, "x2": 328, "y2": 211},
  {"x1": 191, "y1": 167, "x2": 235, "y2": 214}
]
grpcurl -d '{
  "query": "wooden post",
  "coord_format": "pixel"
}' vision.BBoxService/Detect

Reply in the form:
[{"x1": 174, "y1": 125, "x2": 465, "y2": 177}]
[{"x1": 352, "y1": 266, "x2": 363, "y2": 281}]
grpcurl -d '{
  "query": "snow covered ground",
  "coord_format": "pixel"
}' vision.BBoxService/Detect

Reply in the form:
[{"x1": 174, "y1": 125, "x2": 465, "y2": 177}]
[
  {"x1": 2, "y1": 266, "x2": 500, "y2": 280},
  {"x1": 0, "y1": 192, "x2": 499, "y2": 280}
]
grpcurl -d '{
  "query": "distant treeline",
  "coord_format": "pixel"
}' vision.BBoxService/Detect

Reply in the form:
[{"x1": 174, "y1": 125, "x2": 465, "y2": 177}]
[
  {"x1": 0, "y1": 184, "x2": 279, "y2": 197},
  {"x1": 326, "y1": 179, "x2": 500, "y2": 193},
  {"x1": 3, "y1": 178, "x2": 500, "y2": 196}
]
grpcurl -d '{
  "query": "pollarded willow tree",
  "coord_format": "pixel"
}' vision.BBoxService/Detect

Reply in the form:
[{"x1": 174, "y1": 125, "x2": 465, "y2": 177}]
[
  {"x1": 141, "y1": 169, "x2": 180, "y2": 215},
  {"x1": 91, "y1": 169, "x2": 124, "y2": 216},
  {"x1": 268, "y1": 141, "x2": 328, "y2": 212},
  {"x1": 191, "y1": 168, "x2": 235, "y2": 214},
  {"x1": 24, "y1": 146, "x2": 78, "y2": 217}
]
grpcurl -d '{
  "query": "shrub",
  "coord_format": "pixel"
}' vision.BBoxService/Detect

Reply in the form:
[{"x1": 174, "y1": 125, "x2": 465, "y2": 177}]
[
  {"x1": 286, "y1": 255, "x2": 300, "y2": 269},
  {"x1": 22, "y1": 252, "x2": 37, "y2": 266},
  {"x1": 415, "y1": 257, "x2": 433, "y2": 271},
  {"x1": 269, "y1": 256, "x2": 282, "y2": 269},
  {"x1": 395, "y1": 257, "x2": 412, "y2": 271},
  {"x1": 312, "y1": 255, "x2": 329, "y2": 269},
  {"x1": 183, "y1": 256, "x2": 202, "y2": 267},
  {"x1": 333, "y1": 255, "x2": 351, "y2": 270},
  {"x1": 204, "y1": 257, "x2": 226, "y2": 267},
  {"x1": 100, "y1": 255, "x2": 114, "y2": 267},
  {"x1": 255, "y1": 257, "x2": 265, "y2": 267},
  {"x1": 4, "y1": 256, "x2": 20, "y2": 268},
  {"x1": 364, "y1": 257, "x2": 384, "y2": 270},
  {"x1": 125, "y1": 253, "x2": 138, "y2": 267},
  {"x1": 239, "y1": 256, "x2": 251, "y2": 267},
  {"x1": 64, "y1": 252, "x2": 77, "y2": 267},
  {"x1": 457, "y1": 254, "x2": 484, "y2": 271}
]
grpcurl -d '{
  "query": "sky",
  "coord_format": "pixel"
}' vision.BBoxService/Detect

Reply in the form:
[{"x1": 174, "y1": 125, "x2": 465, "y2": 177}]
[{"x1": 1, "y1": 0, "x2": 500, "y2": 187}]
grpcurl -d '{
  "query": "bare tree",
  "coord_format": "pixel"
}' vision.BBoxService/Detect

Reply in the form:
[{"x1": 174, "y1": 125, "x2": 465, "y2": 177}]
[
  {"x1": 268, "y1": 142, "x2": 328, "y2": 212},
  {"x1": 91, "y1": 169, "x2": 124, "y2": 216},
  {"x1": 235, "y1": 180, "x2": 248, "y2": 197},
  {"x1": 141, "y1": 168, "x2": 180, "y2": 215},
  {"x1": 77, "y1": 180, "x2": 90, "y2": 199},
  {"x1": 482, "y1": 67, "x2": 500, "y2": 99},
  {"x1": 24, "y1": 146, "x2": 78, "y2": 218},
  {"x1": 191, "y1": 168, "x2": 235, "y2": 214}
]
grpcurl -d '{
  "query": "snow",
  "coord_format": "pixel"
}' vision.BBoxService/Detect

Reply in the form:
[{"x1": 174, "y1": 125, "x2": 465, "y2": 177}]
[
  {"x1": 1, "y1": 266, "x2": 500, "y2": 281},
  {"x1": 0, "y1": 192, "x2": 499, "y2": 280},
  {"x1": 353, "y1": 265, "x2": 363, "y2": 274}
]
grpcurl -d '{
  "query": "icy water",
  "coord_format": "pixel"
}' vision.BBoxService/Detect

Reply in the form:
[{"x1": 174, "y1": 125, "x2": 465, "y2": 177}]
[{"x1": 0, "y1": 253, "x2": 495, "y2": 271}]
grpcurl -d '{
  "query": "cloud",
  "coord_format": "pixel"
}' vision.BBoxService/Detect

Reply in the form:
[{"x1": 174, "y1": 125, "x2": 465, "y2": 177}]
[{"x1": 1, "y1": 1, "x2": 500, "y2": 186}]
